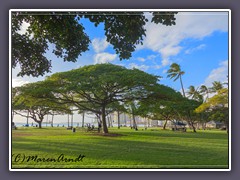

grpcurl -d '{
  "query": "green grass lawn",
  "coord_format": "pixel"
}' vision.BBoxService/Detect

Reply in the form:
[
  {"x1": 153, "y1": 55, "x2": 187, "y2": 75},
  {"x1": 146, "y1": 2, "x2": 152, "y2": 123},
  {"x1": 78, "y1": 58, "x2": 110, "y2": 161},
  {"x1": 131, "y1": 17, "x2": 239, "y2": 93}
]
[{"x1": 11, "y1": 127, "x2": 229, "y2": 169}]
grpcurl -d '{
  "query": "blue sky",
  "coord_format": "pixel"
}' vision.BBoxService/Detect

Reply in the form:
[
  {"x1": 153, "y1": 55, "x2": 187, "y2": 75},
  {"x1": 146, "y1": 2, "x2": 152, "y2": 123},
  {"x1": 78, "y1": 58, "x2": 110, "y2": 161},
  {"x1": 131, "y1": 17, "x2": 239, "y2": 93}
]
[
  {"x1": 13, "y1": 11, "x2": 229, "y2": 91},
  {"x1": 12, "y1": 11, "x2": 229, "y2": 123}
]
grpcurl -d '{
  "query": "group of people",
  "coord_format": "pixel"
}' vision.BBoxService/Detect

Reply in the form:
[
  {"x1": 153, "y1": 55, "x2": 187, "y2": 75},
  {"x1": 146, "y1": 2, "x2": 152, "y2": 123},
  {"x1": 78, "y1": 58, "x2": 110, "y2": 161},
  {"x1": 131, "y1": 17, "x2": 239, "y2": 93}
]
[{"x1": 86, "y1": 123, "x2": 102, "y2": 132}]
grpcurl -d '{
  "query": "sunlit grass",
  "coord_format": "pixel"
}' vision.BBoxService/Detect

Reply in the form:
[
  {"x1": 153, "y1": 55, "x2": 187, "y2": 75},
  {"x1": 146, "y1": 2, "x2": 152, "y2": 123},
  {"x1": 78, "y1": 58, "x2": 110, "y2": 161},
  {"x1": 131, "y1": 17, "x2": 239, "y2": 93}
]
[{"x1": 11, "y1": 127, "x2": 229, "y2": 169}]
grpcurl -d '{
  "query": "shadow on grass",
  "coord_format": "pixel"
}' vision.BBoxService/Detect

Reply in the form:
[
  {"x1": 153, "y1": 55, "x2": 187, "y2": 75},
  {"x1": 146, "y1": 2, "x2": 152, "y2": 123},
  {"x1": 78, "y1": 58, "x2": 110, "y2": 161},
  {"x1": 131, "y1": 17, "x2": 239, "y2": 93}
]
[
  {"x1": 116, "y1": 129, "x2": 228, "y2": 141},
  {"x1": 11, "y1": 132, "x2": 228, "y2": 169}
]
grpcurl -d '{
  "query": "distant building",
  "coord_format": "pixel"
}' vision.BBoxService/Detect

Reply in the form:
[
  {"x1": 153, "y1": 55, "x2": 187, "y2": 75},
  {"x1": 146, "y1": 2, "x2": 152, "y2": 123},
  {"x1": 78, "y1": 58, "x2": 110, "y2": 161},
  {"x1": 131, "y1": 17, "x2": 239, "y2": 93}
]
[
  {"x1": 206, "y1": 121, "x2": 225, "y2": 129},
  {"x1": 111, "y1": 112, "x2": 151, "y2": 127}
]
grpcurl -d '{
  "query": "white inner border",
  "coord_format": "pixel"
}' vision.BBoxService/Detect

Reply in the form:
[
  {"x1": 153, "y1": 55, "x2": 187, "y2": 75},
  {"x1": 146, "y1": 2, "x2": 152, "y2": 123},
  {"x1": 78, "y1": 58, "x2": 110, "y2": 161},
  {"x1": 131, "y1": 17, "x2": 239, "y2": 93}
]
[{"x1": 9, "y1": 9, "x2": 231, "y2": 172}]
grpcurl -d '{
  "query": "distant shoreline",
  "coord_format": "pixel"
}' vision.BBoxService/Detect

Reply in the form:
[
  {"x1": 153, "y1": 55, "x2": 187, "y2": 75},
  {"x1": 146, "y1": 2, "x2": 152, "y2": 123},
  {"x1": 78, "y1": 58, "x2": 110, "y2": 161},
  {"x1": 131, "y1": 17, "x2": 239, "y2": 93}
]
[{"x1": 13, "y1": 122, "x2": 148, "y2": 128}]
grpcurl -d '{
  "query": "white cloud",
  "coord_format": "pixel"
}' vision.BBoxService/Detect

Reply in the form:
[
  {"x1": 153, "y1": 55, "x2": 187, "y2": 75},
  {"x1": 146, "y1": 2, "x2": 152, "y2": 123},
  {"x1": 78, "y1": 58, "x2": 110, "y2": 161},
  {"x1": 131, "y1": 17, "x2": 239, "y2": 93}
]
[
  {"x1": 17, "y1": 21, "x2": 30, "y2": 35},
  {"x1": 204, "y1": 60, "x2": 228, "y2": 87},
  {"x1": 92, "y1": 38, "x2": 109, "y2": 53},
  {"x1": 147, "y1": 55, "x2": 157, "y2": 60},
  {"x1": 128, "y1": 63, "x2": 150, "y2": 71},
  {"x1": 161, "y1": 59, "x2": 171, "y2": 67},
  {"x1": 137, "y1": 57, "x2": 145, "y2": 62},
  {"x1": 185, "y1": 44, "x2": 206, "y2": 54},
  {"x1": 153, "y1": 65, "x2": 161, "y2": 69},
  {"x1": 12, "y1": 79, "x2": 29, "y2": 87},
  {"x1": 160, "y1": 45, "x2": 182, "y2": 59},
  {"x1": 94, "y1": 53, "x2": 117, "y2": 64},
  {"x1": 140, "y1": 12, "x2": 228, "y2": 62}
]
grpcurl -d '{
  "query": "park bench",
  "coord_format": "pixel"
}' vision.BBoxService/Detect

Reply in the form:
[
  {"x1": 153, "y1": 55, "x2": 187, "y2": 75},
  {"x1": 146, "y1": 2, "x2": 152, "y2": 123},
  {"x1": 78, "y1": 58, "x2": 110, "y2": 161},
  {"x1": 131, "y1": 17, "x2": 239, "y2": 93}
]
[
  {"x1": 172, "y1": 127, "x2": 186, "y2": 132},
  {"x1": 171, "y1": 121, "x2": 187, "y2": 132},
  {"x1": 86, "y1": 126, "x2": 100, "y2": 132}
]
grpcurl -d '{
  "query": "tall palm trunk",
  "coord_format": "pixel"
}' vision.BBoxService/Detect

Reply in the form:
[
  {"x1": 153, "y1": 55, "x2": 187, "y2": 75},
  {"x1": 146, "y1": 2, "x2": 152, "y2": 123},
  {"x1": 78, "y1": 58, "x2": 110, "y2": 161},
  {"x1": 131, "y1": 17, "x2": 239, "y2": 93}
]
[{"x1": 179, "y1": 75, "x2": 185, "y2": 97}]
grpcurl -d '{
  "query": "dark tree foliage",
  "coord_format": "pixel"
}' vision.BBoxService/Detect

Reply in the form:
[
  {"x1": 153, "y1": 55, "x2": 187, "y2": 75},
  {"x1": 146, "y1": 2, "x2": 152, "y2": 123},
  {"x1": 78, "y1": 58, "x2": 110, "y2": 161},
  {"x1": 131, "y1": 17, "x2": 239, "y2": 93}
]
[
  {"x1": 42, "y1": 63, "x2": 159, "y2": 133},
  {"x1": 12, "y1": 12, "x2": 90, "y2": 77},
  {"x1": 12, "y1": 83, "x2": 71, "y2": 128},
  {"x1": 11, "y1": 11, "x2": 177, "y2": 77}
]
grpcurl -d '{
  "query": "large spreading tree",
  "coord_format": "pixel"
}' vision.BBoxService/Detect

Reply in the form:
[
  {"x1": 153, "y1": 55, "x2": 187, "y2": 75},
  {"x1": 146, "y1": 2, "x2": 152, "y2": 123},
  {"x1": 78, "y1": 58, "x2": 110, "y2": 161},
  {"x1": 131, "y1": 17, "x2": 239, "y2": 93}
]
[
  {"x1": 12, "y1": 82, "x2": 71, "y2": 128},
  {"x1": 11, "y1": 11, "x2": 177, "y2": 77},
  {"x1": 135, "y1": 84, "x2": 184, "y2": 129},
  {"x1": 40, "y1": 63, "x2": 160, "y2": 133}
]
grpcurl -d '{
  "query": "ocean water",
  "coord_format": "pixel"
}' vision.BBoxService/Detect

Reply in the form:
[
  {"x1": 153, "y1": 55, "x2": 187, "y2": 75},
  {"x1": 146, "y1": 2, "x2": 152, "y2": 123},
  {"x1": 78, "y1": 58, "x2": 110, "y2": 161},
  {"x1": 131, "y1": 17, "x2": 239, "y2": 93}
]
[
  {"x1": 14, "y1": 122, "x2": 148, "y2": 128},
  {"x1": 14, "y1": 122, "x2": 96, "y2": 127}
]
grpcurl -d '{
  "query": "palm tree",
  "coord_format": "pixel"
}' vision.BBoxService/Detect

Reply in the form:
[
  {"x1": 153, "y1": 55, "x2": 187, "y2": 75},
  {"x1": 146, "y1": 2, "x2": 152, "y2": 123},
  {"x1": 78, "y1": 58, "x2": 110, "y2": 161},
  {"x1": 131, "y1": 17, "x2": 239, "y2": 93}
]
[
  {"x1": 167, "y1": 63, "x2": 186, "y2": 97},
  {"x1": 210, "y1": 81, "x2": 223, "y2": 93},
  {"x1": 187, "y1": 85, "x2": 203, "y2": 102},
  {"x1": 199, "y1": 85, "x2": 209, "y2": 101},
  {"x1": 187, "y1": 86, "x2": 198, "y2": 99}
]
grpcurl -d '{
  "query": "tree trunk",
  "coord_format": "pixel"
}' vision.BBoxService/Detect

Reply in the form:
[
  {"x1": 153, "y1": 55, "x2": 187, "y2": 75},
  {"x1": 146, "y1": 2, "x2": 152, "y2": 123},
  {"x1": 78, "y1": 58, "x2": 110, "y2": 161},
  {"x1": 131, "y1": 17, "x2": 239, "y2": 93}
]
[
  {"x1": 187, "y1": 111, "x2": 196, "y2": 133},
  {"x1": 192, "y1": 125, "x2": 196, "y2": 132},
  {"x1": 67, "y1": 114, "x2": 70, "y2": 127},
  {"x1": 201, "y1": 122, "x2": 206, "y2": 130},
  {"x1": 145, "y1": 118, "x2": 148, "y2": 129},
  {"x1": 163, "y1": 120, "x2": 168, "y2": 130},
  {"x1": 51, "y1": 115, "x2": 54, "y2": 127},
  {"x1": 71, "y1": 112, "x2": 73, "y2": 127},
  {"x1": 102, "y1": 106, "x2": 108, "y2": 133},
  {"x1": 130, "y1": 116, "x2": 132, "y2": 127},
  {"x1": 132, "y1": 112, "x2": 138, "y2": 130},
  {"x1": 27, "y1": 110, "x2": 29, "y2": 126},
  {"x1": 225, "y1": 120, "x2": 229, "y2": 133},
  {"x1": 82, "y1": 112, "x2": 85, "y2": 127},
  {"x1": 179, "y1": 75, "x2": 185, "y2": 97},
  {"x1": 37, "y1": 121, "x2": 42, "y2": 128},
  {"x1": 107, "y1": 116, "x2": 110, "y2": 128},
  {"x1": 117, "y1": 111, "x2": 120, "y2": 129},
  {"x1": 174, "y1": 120, "x2": 177, "y2": 130},
  {"x1": 12, "y1": 110, "x2": 14, "y2": 123},
  {"x1": 148, "y1": 119, "x2": 150, "y2": 127},
  {"x1": 124, "y1": 113, "x2": 127, "y2": 126},
  {"x1": 109, "y1": 114, "x2": 113, "y2": 127},
  {"x1": 190, "y1": 121, "x2": 196, "y2": 132}
]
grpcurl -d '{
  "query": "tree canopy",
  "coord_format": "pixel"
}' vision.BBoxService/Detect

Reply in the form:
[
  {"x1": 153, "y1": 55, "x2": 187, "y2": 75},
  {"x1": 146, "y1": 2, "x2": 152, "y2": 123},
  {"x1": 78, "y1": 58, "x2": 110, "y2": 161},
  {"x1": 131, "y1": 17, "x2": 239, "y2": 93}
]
[
  {"x1": 195, "y1": 88, "x2": 228, "y2": 132},
  {"x1": 11, "y1": 11, "x2": 177, "y2": 77},
  {"x1": 195, "y1": 88, "x2": 228, "y2": 113},
  {"x1": 12, "y1": 82, "x2": 71, "y2": 128},
  {"x1": 40, "y1": 63, "x2": 161, "y2": 133}
]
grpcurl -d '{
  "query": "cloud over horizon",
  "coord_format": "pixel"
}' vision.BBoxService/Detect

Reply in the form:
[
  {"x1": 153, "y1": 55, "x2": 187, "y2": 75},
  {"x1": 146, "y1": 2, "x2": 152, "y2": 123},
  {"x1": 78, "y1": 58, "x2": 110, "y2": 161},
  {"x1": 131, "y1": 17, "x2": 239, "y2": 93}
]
[
  {"x1": 12, "y1": 79, "x2": 30, "y2": 87},
  {"x1": 204, "y1": 60, "x2": 228, "y2": 87},
  {"x1": 138, "y1": 12, "x2": 228, "y2": 67},
  {"x1": 92, "y1": 37, "x2": 109, "y2": 53},
  {"x1": 94, "y1": 53, "x2": 117, "y2": 64}
]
